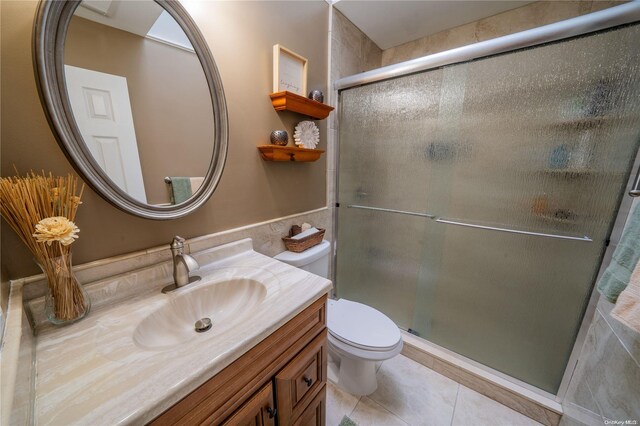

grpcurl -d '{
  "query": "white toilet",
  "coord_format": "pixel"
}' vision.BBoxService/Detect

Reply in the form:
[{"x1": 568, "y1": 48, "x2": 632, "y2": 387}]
[{"x1": 275, "y1": 240, "x2": 403, "y2": 396}]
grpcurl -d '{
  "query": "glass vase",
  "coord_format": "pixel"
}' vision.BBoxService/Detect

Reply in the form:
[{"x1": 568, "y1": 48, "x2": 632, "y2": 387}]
[{"x1": 37, "y1": 253, "x2": 90, "y2": 325}]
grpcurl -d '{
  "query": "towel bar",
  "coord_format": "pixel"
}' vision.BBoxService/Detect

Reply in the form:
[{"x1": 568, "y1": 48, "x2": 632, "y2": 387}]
[
  {"x1": 435, "y1": 219, "x2": 592, "y2": 242},
  {"x1": 346, "y1": 204, "x2": 592, "y2": 242},
  {"x1": 629, "y1": 166, "x2": 640, "y2": 197},
  {"x1": 347, "y1": 204, "x2": 436, "y2": 218}
]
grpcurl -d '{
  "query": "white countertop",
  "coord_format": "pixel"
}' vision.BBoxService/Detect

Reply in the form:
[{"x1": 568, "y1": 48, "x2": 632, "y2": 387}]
[{"x1": 33, "y1": 240, "x2": 332, "y2": 425}]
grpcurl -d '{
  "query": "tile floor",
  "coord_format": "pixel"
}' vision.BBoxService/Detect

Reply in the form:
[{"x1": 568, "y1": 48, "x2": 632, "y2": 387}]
[{"x1": 326, "y1": 354, "x2": 543, "y2": 426}]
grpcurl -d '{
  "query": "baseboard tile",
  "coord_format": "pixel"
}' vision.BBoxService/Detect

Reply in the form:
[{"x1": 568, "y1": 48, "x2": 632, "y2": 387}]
[
  {"x1": 401, "y1": 332, "x2": 562, "y2": 426},
  {"x1": 561, "y1": 402, "x2": 604, "y2": 426}
]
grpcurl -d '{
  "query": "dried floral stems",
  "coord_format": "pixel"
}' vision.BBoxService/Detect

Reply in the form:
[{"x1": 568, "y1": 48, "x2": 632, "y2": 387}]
[
  {"x1": 0, "y1": 172, "x2": 86, "y2": 321},
  {"x1": 38, "y1": 255, "x2": 86, "y2": 321}
]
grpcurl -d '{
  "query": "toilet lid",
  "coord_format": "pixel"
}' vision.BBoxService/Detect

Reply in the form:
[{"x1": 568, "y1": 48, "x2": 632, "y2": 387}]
[{"x1": 328, "y1": 299, "x2": 401, "y2": 351}]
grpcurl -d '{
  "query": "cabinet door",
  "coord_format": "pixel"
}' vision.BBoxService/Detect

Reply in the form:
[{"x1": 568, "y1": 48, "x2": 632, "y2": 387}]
[
  {"x1": 275, "y1": 329, "x2": 327, "y2": 425},
  {"x1": 221, "y1": 382, "x2": 276, "y2": 426},
  {"x1": 293, "y1": 384, "x2": 326, "y2": 426}
]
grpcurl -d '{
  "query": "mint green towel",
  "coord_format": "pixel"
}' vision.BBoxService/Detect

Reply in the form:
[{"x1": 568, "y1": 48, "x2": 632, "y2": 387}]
[
  {"x1": 597, "y1": 203, "x2": 640, "y2": 303},
  {"x1": 169, "y1": 177, "x2": 192, "y2": 204},
  {"x1": 339, "y1": 416, "x2": 357, "y2": 426}
]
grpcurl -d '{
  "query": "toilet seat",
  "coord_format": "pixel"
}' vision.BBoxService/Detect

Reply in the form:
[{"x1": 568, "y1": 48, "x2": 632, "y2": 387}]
[
  {"x1": 328, "y1": 332, "x2": 403, "y2": 362},
  {"x1": 328, "y1": 299, "x2": 402, "y2": 352}
]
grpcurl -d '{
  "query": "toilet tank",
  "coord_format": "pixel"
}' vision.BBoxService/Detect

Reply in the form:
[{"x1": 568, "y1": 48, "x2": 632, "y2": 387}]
[{"x1": 274, "y1": 240, "x2": 330, "y2": 278}]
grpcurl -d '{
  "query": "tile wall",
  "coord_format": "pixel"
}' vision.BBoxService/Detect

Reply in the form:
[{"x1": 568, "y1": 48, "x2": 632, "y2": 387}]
[
  {"x1": 327, "y1": 8, "x2": 382, "y2": 205},
  {"x1": 381, "y1": 1, "x2": 627, "y2": 66},
  {"x1": 326, "y1": 8, "x2": 382, "y2": 281},
  {"x1": 563, "y1": 292, "x2": 640, "y2": 425}
]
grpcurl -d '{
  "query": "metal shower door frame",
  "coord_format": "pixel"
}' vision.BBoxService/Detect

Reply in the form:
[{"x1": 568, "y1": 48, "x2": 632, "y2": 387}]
[
  {"x1": 335, "y1": 3, "x2": 640, "y2": 91},
  {"x1": 332, "y1": 2, "x2": 640, "y2": 401}
]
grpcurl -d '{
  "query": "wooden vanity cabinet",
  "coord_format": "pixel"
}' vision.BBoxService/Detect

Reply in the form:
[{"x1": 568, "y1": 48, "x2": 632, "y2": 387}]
[
  {"x1": 150, "y1": 296, "x2": 327, "y2": 426},
  {"x1": 293, "y1": 385, "x2": 326, "y2": 426},
  {"x1": 221, "y1": 382, "x2": 276, "y2": 426},
  {"x1": 275, "y1": 331, "x2": 327, "y2": 424}
]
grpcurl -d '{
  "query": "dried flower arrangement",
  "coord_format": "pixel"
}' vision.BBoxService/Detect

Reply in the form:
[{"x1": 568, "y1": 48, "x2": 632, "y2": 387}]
[{"x1": 0, "y1": 172, "x2": 89, "y2": 323}]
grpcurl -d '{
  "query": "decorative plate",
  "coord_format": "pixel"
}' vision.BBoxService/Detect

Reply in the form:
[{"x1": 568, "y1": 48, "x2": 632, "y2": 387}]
[{"x1": 293, "y1": 121, "x2": 320, "y2": 149}]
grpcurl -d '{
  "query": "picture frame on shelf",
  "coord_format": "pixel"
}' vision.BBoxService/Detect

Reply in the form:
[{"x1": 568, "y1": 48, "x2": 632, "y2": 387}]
[{"x1": 273, "y1": 44, "x2": 307, "y2": 96}]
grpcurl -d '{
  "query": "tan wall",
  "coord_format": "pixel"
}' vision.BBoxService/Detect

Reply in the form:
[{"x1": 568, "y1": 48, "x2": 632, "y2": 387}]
[
  {"x1": 0, "y1": 0, "x2": 5, "y2": 337},
  {"x1": 381, "y1": 1, "x2": 626, "y2": 66},
  {"x1": 65, "y1": 17, "x2": 213, "y2": 205},
  {"x1": 1, "y1": 0, "x2": 329, "y2": 279}
]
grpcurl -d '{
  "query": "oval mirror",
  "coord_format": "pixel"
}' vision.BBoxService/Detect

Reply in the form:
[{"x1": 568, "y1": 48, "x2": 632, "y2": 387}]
[{"x1": 33, "y1": 0, "x2": 228, "y2": 219}]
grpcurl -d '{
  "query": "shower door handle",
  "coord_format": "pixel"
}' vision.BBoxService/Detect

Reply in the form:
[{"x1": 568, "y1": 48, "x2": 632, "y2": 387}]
[{"x1": 629, "y1": 165, "x2": 640, "y2": 197}]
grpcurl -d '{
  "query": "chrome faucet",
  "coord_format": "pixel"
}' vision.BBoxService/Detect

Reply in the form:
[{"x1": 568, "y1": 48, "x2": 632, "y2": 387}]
[{"x1": 162, "y1": 236, "x2": 200, "y2": 293}]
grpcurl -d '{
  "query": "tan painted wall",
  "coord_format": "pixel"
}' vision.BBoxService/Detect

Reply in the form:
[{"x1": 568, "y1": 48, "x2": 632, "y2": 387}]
[
  {"x1": 1, "y1": 0, "x2": 329, "y2": 279},
  {"x1": 65, "y1": 17, "x2": 214, "y2": 205},
  {"x1": 0, "y1": 0, "x2": 6, "y2": 340},
  {"x1": 382, "y1": 1, "x2": 626, "y2": 66}
]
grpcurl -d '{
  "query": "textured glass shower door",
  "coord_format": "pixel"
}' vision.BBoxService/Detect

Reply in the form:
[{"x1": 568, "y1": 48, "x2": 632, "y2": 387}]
[{"x1": 336, "y1": 24, "x2": 640, "y2": 393}]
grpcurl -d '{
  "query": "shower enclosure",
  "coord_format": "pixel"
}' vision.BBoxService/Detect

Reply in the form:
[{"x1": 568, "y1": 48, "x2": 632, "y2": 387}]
[{"x1": 335, "y1": 18, "x2": 640, "y2": 393}]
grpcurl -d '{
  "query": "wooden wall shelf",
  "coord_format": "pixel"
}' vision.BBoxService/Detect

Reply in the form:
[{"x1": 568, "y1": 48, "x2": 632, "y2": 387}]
[
  {"x1": 258, "y1": 145, "x2": 324, "y2": 162},
  {"x1": 269, "y1": 91, "x2": 334, "y2": 120}
]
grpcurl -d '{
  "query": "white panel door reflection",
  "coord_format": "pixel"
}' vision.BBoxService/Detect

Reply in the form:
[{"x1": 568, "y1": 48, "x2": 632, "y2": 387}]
[{"x1": 65, "y1": 65, "x2": 147, "y2": 203}]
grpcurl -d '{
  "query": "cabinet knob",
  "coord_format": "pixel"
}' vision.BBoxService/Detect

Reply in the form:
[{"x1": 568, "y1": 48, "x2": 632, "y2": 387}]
[
  {"x1": 303, "y1": 376, "x2": 313, "y2": 387},
  {"x1": 266, "y1": 407, "x2": 276, "y2": 419}
]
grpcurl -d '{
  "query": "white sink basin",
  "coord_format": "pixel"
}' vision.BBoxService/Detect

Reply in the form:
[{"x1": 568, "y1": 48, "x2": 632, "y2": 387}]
[{"x1": 133, "y1": 278, "x2": 267, "y2": 350}]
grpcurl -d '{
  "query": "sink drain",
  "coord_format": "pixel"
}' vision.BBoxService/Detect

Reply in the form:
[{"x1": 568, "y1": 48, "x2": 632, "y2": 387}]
[{"x1": 195, "y1": 318, "x2": 212, "y2": 333}]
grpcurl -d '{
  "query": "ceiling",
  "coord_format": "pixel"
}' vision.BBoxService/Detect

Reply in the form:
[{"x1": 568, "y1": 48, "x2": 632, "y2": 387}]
[
  {"x1": 333, "y1": 1, "x2": 534, "y2": 50},
  {"x1": 74, "y1": 1, "x2": 193, "y2": 50},
  {"x1": 75, "y1": 0, "x2": 163, "y2": 37}
]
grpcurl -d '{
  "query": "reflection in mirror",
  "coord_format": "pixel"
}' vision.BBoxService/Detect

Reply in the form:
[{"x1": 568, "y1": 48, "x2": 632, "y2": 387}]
[{"x1": 64, "y1": 0, "x2": 214, "y2": 205}]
